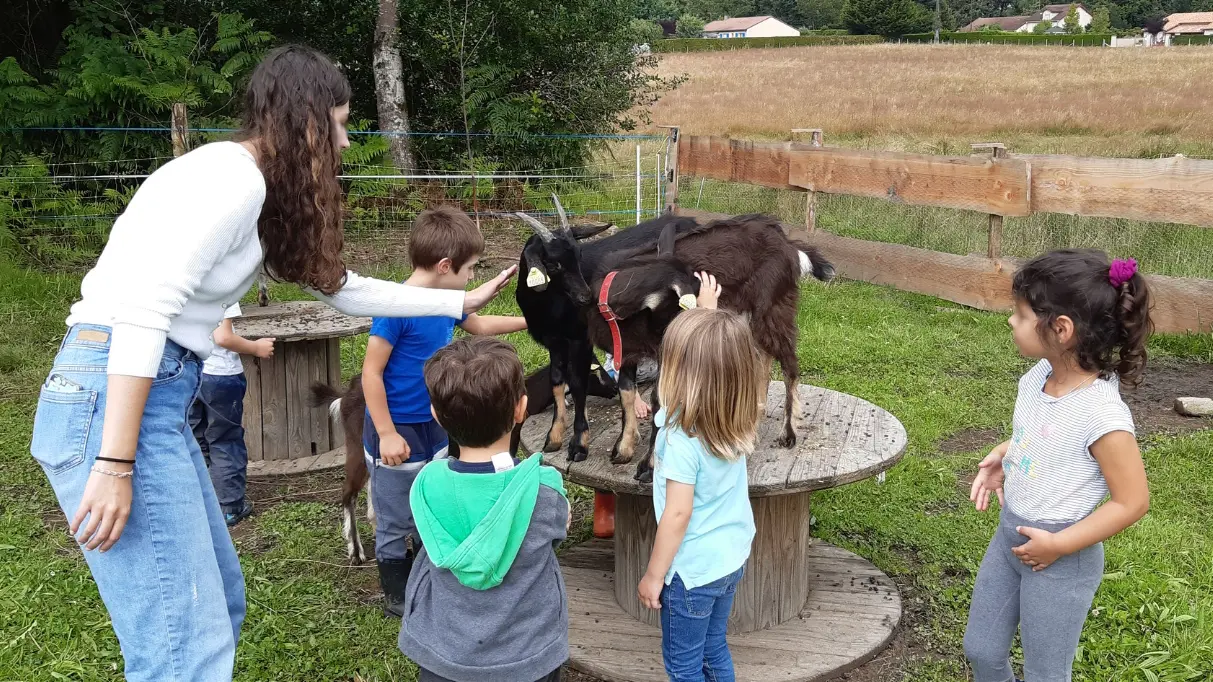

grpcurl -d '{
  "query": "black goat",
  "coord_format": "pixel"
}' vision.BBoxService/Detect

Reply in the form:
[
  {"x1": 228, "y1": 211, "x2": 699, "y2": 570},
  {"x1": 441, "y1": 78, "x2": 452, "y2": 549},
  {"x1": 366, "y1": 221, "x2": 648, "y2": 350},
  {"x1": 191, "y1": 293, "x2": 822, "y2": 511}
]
[
  {"x1": 310, "y1": 363, "x2": 617, "y2": 563},
  {"x1": 522, "y1": 209, "x2": 835, "y2": 481},
  {"x1": 515, "y1": 198, "x2": 699, "y2": 461}
]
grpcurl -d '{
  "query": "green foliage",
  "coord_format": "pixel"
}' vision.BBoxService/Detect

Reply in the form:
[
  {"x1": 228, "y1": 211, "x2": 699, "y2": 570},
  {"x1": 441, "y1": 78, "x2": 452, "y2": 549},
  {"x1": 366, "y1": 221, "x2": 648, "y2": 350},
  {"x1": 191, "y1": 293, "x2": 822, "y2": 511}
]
[
  {"x1": 843, "y1": 0, "x2": 934, "y2": 36},
  {"x1": 798, "y1": 0, "x2": 847, "y2": 28},
  {"x1": 390, "y1": 0, "x2": 677, "y2": 172},
  {"x1": 0, "y1": 158, "x2": 132, "y2": 269},
  {"x1": 1033, "y1": 18, "x2": 1052, "y2": 33},
  {"x1": 630, "y1": 18, "x2": 666, "y2": 44},
  {"x1": 904, "y1": 31, "x2": 1113, "y2": 44},
  {"x1": 676, "y1": 14, "x2": 707, "y2": 37},
  {"x1": 1171, "y1": 34, "x2": 1213, "y2": 44},
  {"x1": 0, "y1": 10, "x2": 270, "y2": 165},
  {"x1": 1091, "y1": 5, "x2": 1112, "y2": 33},
  {"x1": 652, "y1": 34, "x2": 882, "y2": 50},
  {"x1": 1063, "y1": 4, "x2": 1081, "y2": 32}
]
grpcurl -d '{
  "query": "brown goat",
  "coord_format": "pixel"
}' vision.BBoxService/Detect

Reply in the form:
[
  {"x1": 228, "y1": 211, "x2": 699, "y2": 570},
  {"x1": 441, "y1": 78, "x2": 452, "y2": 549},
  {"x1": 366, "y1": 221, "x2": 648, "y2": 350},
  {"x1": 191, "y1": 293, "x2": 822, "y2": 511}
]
[
  {"x1": 566, "y1": 214, "x2": 835, "y2": 481},
  {"x1": 310, "y1": 363, "x2": 618, "y2": 563}
]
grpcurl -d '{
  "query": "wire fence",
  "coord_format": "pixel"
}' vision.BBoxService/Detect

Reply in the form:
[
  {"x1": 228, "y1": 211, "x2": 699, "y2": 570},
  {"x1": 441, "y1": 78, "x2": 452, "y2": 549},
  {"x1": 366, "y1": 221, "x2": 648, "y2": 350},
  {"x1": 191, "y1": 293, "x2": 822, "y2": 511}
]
[
  {"x1": 2, "y1": 132, "x2": 672, "y2": 275},
  {"x1": 7, "y1": 128, "x2": 1213, "y2": 281}
]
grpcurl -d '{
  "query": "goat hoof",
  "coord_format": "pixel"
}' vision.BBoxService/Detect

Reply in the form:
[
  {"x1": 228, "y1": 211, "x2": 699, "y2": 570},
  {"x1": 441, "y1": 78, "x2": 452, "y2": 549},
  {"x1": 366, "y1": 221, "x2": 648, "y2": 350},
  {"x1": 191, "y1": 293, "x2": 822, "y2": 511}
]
[
  {"x1": 543, "y1": 438, "x2": 562, "y2": 453},
  {"x1": 633, "y1": 468, "x2": 653, "y2": 484},
  {"x1": 610, "y1": 446, "x2": 634, "y2": 465},
  {"x1": 569, "y1": 449, "x2": 589, "y2": 463},
  {"x1": 775, "y1": 432, "x2": 797, "y2": 448}
]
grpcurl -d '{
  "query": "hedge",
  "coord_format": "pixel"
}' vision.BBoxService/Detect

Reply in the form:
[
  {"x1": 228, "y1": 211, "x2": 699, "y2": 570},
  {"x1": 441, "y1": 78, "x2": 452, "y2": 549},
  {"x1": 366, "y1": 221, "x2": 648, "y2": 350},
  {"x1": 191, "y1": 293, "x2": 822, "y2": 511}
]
[
  {"x1": 902, "y1": 32, "x2": 1115, "y2": 46},
  {"x1": 651, "y1": 35, "x2": 882, "y2": 52},
  {"x1": 1172, "y1": 34, "x2": 1213, "y2": 45}
]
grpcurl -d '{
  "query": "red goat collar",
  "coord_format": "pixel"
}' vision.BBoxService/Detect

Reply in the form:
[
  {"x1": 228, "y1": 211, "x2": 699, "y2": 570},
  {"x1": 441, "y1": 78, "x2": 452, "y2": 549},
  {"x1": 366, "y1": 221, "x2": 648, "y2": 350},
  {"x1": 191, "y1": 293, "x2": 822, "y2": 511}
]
[{"x1": 597, "y1": 271, "x2": 624, "y2": 367}]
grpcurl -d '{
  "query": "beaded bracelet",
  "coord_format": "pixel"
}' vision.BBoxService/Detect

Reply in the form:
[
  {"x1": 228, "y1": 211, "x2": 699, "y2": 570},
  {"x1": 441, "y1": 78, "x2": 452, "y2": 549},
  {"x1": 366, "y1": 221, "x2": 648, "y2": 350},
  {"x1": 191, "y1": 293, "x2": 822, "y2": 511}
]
[{"x1": 91, "y1": 465, "x2": 134, "y2": 479}]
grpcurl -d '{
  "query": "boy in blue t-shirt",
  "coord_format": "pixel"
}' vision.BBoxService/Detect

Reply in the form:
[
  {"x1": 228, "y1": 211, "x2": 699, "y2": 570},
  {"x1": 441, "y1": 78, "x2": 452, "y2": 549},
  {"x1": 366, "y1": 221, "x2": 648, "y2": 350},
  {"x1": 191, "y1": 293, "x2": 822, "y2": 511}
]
[{"x1": 363, "y1": 206, "x2": 526, "y2": 618}]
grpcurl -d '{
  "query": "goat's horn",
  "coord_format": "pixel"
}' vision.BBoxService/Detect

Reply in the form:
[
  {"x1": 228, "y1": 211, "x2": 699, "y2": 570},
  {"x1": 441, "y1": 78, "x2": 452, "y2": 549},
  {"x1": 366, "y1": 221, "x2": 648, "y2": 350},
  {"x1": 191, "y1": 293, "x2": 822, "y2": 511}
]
[
  {"x1": 551, "y1": 193, "x2": 570, "y2": 231},
  {"x1": 515, "y1": 212, "x2": 555, "y2": 241}
]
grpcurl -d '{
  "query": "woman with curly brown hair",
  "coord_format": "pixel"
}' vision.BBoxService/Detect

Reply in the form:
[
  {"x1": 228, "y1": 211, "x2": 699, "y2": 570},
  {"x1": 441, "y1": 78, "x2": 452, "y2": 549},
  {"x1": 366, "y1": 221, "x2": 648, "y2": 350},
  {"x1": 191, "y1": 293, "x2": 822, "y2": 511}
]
[{"x1": 27, "y1": 45, "x2": 515, "y2": 682}]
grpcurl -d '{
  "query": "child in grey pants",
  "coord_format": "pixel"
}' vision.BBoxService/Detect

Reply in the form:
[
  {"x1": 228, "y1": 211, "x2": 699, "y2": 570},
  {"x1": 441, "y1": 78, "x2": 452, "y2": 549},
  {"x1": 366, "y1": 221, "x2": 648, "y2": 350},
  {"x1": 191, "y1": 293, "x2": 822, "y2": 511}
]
[{"x1": 965, "y1": 250, "x2": 1153, "y2": 682}]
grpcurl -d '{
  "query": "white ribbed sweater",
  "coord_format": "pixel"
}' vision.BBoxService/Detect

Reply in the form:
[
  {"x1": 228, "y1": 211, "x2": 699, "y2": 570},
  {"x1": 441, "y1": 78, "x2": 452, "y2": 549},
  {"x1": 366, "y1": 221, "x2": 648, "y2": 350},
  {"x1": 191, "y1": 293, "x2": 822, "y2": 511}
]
[{"x1": 66, "y1": 142, "x2": 463, "y2": 378}]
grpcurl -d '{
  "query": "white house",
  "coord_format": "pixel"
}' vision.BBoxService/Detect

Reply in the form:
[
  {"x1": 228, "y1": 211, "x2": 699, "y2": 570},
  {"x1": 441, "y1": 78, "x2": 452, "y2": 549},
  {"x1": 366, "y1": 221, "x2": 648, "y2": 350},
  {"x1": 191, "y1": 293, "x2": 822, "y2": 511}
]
[
  {"x1": 960, "y1": 4, "x2": 1092, "y2": 33},
  {"x1": 702, "y1": 16, "x2": 800, "y2": 39}
]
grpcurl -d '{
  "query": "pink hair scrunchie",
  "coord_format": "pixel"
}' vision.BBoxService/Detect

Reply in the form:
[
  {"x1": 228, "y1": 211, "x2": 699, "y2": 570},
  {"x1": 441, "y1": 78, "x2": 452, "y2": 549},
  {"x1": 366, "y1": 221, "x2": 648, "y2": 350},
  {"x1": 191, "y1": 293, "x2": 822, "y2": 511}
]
[{"x1": 1109, "y1": 258, "x2": 1138, "y2": 288}]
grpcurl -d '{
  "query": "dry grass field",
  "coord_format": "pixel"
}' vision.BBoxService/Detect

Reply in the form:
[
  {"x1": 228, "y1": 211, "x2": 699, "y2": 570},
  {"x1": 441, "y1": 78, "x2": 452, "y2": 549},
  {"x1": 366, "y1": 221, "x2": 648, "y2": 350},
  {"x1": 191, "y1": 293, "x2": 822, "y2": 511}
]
[{"x1": 648, "y1": 43, "x2": 1213, "y2": 158}]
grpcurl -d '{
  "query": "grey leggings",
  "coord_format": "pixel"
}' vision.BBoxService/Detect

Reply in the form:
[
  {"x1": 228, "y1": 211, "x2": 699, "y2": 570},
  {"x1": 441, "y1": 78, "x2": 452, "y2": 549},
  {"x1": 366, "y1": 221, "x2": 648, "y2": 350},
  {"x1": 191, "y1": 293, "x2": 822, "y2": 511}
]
[{"x1": 963, "y1": 507, "x2": 1104, "y2": 682}]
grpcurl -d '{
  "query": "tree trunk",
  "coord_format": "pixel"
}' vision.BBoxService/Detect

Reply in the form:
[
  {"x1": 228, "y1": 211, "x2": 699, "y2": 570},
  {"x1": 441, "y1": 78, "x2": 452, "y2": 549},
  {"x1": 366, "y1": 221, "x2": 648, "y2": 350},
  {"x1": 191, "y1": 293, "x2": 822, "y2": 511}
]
[{"x1": 373, "y1": 0, "x2": 415, "y2": 173}]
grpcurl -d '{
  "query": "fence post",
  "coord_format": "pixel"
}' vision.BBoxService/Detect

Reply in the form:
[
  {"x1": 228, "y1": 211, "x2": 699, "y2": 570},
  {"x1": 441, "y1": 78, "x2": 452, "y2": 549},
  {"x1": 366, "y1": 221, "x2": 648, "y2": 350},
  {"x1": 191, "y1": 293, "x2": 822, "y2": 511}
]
[
  {"x1": 972, "y1": 142, "x2": 1008, "y2": 259},
  {"x1": 791, "y1": 128, "x2": 824, "y2": 232},
  {"x1": 171, "y1": 103, "x2": 189, "y2": 157},
  {"x1": 635, "y1": 143, "x2": 642, "y2": 225},
  {"x1": 657, "y1": 125, "x2": 680, "y2": 214}
]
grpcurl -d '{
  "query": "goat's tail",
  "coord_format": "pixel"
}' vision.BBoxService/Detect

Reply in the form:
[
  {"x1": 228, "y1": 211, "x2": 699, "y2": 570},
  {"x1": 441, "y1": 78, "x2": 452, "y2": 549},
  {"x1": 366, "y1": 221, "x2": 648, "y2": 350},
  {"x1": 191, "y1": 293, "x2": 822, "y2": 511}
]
[
  {"x1": 791, "y1": 240, "x2": 836, "y2": 282},
  {"x1": 309, "y1": 382, "x2": 344, "y2": 421}
]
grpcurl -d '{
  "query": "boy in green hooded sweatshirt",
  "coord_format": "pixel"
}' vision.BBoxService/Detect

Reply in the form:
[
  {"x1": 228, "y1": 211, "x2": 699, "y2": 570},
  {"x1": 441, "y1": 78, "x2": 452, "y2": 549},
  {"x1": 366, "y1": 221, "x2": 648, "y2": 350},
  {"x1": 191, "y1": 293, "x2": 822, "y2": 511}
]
[{"x1": 401, "y1": 336, "x2": 570, "y2": 682}]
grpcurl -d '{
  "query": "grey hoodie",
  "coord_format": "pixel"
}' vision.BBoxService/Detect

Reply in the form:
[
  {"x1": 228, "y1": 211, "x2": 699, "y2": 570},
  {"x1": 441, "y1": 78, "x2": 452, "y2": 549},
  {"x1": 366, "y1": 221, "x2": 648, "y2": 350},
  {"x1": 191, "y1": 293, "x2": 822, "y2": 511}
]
[{"x1": 398, "y1": 456, "x2": 569, "y2": 682}]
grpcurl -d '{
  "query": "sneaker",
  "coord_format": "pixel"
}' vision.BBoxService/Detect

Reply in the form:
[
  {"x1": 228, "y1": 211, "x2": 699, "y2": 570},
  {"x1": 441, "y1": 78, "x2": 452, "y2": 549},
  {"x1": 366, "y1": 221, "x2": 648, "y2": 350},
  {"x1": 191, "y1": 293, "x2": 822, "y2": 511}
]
[{"x1": 224, "y1": 499, "x2": 254, "y2": 527}]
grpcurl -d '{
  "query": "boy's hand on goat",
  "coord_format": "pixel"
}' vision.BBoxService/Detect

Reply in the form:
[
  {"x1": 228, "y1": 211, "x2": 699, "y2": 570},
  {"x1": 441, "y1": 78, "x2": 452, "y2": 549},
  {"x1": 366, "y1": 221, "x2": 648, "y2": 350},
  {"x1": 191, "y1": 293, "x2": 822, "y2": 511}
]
[
  {"x1": 253, "y1": 337, "x2": 275, "y2": 359},
  {"x1": 463, "y1": 265, "x2": 518, "y2": 314},
  {"x1": 694, "y1": 271, "x2": 721, "y2": 309},
  {"x1": 638, "y1": 573, "x2": 664, "y2": 610},
  {"x1": 379, "y1": 432, "x2": 410, "y2": 467}
]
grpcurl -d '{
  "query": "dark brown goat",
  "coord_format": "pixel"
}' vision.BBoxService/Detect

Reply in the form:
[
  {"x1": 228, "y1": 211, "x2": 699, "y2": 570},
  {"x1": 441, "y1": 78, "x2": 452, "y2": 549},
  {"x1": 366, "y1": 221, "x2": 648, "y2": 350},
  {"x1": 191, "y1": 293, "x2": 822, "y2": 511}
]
[
  {"x1": 523, "y1": 212, "x2": 834, "y2": 481},
  {"x1": 310, "y1": 363, "x2": 617, "y2": 563}
]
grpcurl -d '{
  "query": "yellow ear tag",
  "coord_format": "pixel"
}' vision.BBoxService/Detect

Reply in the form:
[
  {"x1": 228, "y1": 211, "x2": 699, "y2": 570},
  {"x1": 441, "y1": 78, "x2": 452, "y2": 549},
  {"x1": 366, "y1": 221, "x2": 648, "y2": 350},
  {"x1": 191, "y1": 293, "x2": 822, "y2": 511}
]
[
  {"x1": 526, "y1": 267, "x2": 549, "y2": 289},
  {"x1": 590, "y1": 364, "x2": 600, "y2": 371},
  {"x1": 679, "y1": 294, "x2": 697, "y2": 310}
]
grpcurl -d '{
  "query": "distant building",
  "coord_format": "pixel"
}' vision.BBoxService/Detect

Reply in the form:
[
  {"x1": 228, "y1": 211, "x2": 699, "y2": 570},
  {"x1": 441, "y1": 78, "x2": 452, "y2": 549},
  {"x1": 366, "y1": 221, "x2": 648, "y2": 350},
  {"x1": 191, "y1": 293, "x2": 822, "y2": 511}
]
[
  {"x1": 960, "y1": 4, "x2": 1092, "y2": 33},
  {"x1": 702, "y1": 16, "x2": 800, "y2": 39},
  {"x1": 1163, "y1": 12, "x2": 1213, "y2": 36}
]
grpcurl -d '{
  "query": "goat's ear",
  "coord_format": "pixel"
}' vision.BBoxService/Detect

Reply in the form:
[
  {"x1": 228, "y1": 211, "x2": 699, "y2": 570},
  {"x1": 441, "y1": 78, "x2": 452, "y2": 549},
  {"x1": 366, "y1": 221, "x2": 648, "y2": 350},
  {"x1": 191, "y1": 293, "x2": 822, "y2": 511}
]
[
  {"x1": 657, "y1": 222, "x2": 677, "y2": 256},
  {"x1": 570, "y1": 222, "x2": 613, "y2": 241},
  {"x1": 520, "y1": 240, "x2": 551, "y2": 291}
]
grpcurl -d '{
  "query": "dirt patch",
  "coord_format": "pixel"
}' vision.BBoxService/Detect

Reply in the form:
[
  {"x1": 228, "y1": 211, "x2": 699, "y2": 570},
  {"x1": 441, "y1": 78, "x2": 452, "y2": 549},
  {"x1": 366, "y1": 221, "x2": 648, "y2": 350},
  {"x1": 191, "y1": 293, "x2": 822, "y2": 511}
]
[
  {"x1": 936, "y1": 427, "x2": 1004, "y2": 456},
  {"x1": 1121, "y1": 358, "x2": 1213, "y2": 436}
]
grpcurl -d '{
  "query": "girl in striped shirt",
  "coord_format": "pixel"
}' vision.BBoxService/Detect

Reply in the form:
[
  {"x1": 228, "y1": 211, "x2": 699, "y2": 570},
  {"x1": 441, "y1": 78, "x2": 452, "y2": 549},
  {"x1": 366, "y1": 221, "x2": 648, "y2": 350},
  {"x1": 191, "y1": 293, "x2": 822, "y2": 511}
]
[{"x1": 965, "y1": 250, "x2": 1153, "y2": 682}]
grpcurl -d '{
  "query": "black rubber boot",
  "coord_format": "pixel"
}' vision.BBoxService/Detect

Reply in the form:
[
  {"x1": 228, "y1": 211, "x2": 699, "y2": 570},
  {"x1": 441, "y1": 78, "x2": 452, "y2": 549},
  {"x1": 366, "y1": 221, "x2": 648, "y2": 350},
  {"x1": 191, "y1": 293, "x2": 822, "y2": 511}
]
[{"x1": 378, "y1": 556, "x2": 412, "y2": 619}]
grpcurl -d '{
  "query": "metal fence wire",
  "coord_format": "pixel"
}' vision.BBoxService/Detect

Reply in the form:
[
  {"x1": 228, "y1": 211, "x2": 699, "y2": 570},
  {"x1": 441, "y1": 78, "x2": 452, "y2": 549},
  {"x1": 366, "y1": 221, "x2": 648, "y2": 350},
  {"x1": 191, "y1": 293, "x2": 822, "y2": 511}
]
[{"x1": 7, "y1": 129, "x2": 1212, "y2": 281}]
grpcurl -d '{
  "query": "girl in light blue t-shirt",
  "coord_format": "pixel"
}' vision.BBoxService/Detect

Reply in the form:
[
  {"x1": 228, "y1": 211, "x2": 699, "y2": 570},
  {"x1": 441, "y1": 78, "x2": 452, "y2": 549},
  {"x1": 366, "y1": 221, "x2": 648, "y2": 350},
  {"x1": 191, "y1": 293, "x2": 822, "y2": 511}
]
[{"x1": 637, "y1": 279, "x2": 763, "y2": 682}]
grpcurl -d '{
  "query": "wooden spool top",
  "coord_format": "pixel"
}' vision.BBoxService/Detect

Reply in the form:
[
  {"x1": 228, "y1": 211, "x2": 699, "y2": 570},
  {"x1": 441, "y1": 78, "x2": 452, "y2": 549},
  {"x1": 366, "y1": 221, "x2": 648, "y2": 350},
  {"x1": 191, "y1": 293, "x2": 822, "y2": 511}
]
[
  {"x1": 523, "y1": 382, "x2": 907, "y2": 497},
  {"x1": 232, "y1": 301, "x2": 371, "y2": 342}
]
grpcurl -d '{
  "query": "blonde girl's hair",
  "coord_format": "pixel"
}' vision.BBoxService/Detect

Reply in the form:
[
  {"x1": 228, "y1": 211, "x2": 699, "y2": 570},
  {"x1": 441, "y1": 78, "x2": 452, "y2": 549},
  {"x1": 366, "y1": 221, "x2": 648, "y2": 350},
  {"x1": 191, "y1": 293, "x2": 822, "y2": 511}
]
[{"x1": 658, "y1": 308, "x2": 764, "y2": 462}]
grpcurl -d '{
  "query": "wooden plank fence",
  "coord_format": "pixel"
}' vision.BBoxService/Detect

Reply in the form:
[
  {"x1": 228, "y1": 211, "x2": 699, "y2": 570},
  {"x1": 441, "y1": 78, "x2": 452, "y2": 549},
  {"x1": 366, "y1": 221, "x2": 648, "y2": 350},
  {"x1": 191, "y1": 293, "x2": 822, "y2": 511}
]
[{"x1": 674, "y1": 134, "x2": 1213, "y2": 334}]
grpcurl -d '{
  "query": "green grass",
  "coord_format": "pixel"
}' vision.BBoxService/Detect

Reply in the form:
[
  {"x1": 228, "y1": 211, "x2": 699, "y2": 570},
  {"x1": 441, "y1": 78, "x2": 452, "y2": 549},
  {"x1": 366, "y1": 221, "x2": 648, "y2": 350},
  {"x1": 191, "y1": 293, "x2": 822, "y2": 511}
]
[{"x1": 2, "y1": 257, "x2": 1211, "y2": 681}]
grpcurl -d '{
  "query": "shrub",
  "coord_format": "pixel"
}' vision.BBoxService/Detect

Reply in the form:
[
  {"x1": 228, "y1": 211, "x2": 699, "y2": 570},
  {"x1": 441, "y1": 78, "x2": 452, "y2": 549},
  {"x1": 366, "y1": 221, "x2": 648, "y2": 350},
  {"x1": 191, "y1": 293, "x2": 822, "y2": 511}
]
[{"x1": 651, "y1": 35, "x2": 883, "y2": 52}]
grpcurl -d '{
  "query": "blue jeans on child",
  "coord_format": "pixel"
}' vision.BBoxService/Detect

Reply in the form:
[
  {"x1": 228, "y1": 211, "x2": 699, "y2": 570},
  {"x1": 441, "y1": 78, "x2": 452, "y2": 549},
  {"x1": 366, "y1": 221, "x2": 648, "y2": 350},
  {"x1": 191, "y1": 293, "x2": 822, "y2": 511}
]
[
  {"x1": 362, "y1": 416, "x2": 449, "y2": 561},
  {"x1": 29, "y1": 325, "x2": 245, "y2": 682},
  {"x1": 660, "y1": 565, "x2": 745, "y2": 682},
  {"x1": 189, "y1": 372, "x2": 249, "y2": 515}
]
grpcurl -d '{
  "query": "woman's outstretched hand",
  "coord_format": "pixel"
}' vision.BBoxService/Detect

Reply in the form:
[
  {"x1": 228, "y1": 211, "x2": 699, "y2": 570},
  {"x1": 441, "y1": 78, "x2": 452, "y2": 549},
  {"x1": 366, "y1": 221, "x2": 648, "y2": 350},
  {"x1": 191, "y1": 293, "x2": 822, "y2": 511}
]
[{"x1": 464, "y1": 265, "x2": 518, "y2": 315}]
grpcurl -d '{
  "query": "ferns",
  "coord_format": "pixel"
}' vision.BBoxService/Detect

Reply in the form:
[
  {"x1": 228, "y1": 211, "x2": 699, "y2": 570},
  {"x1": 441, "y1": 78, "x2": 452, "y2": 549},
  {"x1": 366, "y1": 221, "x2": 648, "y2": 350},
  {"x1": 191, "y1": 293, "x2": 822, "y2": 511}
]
[{"x1": 0, "y1": 12, "x2": 270, "y2": 165}]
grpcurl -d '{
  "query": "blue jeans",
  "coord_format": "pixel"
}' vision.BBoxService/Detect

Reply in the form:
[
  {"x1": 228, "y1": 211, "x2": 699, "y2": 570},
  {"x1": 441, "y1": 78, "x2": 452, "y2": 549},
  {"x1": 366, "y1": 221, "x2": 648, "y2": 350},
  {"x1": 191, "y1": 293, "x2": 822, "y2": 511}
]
[
  {"x1": 660, "y1": 566, "x2": 745, "y2": 682},
  {"x1": 29, "y1": 325, "x2": 245, "y2": 682},
  {"x1": 189, "y1": 373, "x2": 249, "y2": 514}
]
